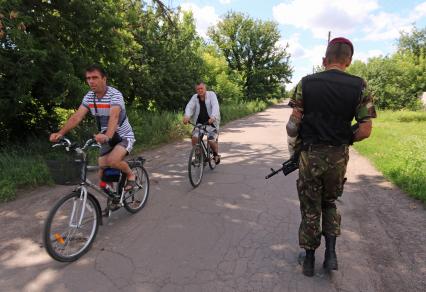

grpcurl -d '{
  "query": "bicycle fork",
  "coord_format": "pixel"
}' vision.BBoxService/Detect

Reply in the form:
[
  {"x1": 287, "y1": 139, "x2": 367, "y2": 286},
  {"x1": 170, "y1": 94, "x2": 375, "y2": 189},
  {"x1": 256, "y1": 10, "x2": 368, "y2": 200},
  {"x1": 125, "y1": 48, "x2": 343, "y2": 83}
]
[{"x1": 68, "y1": 188, "x2": 90, "y2": 228}]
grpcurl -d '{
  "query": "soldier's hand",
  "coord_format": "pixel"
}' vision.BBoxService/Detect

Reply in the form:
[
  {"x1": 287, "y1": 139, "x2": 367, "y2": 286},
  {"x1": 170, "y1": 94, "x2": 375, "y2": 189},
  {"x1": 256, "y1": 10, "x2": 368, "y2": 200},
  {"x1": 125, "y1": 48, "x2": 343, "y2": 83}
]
[
  {"x1": 208, "y1": 118, "x2": 215, "y2": 125},
  {"x1": 183, "y1": 116, "x2": 190, "y2": 125}
]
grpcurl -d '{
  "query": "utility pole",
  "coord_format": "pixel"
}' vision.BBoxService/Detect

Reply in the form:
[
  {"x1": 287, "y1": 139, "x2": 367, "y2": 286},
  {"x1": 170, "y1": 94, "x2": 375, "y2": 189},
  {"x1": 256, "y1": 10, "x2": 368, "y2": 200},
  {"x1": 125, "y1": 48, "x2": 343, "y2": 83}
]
[{"x1": 327, "y1": 31, "x2": 331, "y2": 44}]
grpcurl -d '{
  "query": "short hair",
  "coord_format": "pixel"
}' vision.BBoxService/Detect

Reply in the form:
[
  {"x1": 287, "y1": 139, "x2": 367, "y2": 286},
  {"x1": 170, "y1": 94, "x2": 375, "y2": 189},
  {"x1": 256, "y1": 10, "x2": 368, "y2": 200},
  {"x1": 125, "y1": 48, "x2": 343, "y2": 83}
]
[
  {"x1": 325, "y1": 42, "x2": 352, "y2": 64},
  {"x1": 86, "y1": 64, "x2": 107, "y2": 78}
]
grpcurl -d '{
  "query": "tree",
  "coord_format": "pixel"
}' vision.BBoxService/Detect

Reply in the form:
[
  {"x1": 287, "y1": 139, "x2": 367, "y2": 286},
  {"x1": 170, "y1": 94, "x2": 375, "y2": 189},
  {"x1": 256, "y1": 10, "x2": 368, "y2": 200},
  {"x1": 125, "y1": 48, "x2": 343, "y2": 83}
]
[
  {"x1": 208, "y1": 12, "x2": 292, "y2": 100},
  {"x1": 129, "y1": 8, "x2": 204, "y2": 110},
  {"x1": 348, "y1": 26, "x2": 426, "y2": 110},
  {"x1": 199, "y1": 45, "x2": 243, "y2": 103},
  {"x1": 0, "y1": 0, "x2": 134, "y2": 144},
  {"x1": 398, "y1": 26, "x2": 426, "y2": 59}
]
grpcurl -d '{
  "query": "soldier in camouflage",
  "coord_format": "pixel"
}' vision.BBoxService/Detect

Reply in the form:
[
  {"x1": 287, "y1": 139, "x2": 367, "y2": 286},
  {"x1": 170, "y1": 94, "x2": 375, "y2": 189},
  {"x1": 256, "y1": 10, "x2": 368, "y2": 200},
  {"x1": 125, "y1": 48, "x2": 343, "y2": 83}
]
[{"x1": 286, "y1": 37, "x2": 377, "y2": 277}]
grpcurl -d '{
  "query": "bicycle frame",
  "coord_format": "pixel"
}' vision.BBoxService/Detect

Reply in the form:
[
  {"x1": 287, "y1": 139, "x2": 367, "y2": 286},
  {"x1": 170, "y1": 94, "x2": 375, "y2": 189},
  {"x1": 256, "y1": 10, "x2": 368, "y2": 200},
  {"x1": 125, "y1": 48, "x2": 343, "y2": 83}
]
[
  {"x1": 191, "y1": 123, "x2": 211, "y2": 159},
  {"x1": 52, "y1": 138, "x2": 129, "y2": 225}
]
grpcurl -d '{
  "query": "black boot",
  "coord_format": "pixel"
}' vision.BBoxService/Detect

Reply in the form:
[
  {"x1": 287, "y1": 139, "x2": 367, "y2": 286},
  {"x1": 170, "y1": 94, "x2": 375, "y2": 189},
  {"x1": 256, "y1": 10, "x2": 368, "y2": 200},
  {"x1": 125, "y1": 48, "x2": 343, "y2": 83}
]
[
  {"x1": 323, "y1": 235, "x2": 338, "y2": 271},
  {"x1": 303, "y1": 249, "x2": 315, "y2": 277}
]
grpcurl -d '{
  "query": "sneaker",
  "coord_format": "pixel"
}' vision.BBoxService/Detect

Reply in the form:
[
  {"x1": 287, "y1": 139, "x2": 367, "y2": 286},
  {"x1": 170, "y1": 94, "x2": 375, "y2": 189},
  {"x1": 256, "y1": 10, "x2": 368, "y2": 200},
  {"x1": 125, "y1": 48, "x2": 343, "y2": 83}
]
[{"x1": 214, "y1": 155, "x2": 221, "y2": 165}]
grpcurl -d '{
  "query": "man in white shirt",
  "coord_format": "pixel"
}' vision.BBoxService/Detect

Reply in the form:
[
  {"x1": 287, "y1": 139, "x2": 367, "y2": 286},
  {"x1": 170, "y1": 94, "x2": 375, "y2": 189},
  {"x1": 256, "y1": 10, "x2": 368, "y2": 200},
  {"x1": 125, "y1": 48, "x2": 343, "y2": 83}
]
[{"x1": 183, "y1": 82, "x2": 221, "y2": 164}]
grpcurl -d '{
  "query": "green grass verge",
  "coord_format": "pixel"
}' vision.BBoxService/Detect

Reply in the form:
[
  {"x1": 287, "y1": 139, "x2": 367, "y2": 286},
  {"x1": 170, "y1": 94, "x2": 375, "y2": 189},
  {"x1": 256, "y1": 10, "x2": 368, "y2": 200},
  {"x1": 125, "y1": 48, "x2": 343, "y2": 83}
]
[
  {"x1": 0, "y1": 99, "x2": 274, "y2": 202},
  {"x1": 353, "y1": 110, "x2": 426, "y2": 203}
]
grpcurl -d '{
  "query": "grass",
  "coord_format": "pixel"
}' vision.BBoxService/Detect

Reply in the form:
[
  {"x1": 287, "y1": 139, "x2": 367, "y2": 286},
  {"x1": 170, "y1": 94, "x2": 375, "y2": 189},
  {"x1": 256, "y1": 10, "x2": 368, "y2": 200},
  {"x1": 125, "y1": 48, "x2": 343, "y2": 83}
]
[
  {"x1": 353, "y1": 110, "x2": 426, "y2": 203},
  {"x1": 0, "y1": 99, "x2": 276, "y2": 202}
]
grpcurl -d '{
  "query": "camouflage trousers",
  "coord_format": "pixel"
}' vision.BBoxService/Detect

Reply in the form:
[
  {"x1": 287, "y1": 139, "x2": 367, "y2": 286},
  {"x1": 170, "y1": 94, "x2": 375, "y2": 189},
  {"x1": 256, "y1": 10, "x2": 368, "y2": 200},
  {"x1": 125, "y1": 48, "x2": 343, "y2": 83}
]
[{"x1": 297, "y1": 144, "x2": 349, "y2": 250}]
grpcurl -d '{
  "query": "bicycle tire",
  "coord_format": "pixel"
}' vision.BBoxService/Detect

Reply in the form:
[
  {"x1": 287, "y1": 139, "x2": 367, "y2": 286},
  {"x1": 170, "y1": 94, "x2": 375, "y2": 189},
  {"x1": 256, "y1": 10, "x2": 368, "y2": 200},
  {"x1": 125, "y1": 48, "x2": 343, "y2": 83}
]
[
  {"x1": 188, "y1": 145, "x2": 204, "y2": 187},
  {"x1": 207, "y1": 143, "x2": 217, "y2": 170},
  {"x1": 43, "y1": 191, "x2": 100, "y2": 262},
  {"x1": 124, "y1": 165, "x2": 150, "y2": 213}
]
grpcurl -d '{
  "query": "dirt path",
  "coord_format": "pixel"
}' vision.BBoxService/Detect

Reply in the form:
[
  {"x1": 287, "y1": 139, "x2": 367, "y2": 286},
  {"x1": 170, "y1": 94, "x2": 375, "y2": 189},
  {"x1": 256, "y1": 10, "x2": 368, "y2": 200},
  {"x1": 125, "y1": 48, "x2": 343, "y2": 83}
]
[{"x1": 0, "y1": 104, "x2": 425, "y2": 292}]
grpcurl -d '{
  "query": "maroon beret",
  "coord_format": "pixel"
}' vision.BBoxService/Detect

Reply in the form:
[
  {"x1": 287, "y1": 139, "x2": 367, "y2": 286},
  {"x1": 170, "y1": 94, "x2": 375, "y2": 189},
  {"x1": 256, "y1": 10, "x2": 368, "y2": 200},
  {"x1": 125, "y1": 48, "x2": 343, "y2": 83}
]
[{"x1": 328, "y1": 37, "x2": 354, "y2": 56}]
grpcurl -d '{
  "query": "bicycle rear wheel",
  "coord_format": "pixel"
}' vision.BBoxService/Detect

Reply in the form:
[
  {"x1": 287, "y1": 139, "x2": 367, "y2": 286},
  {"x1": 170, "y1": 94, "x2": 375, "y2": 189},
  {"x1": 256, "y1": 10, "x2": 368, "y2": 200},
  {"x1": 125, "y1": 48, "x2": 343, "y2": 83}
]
[
  {"x1": 43, "y1": 191, "x2": 100, "y2": 262},
  {"x1": 188, "y1": 145, "x2": 204, "y2": 187},
  {"x1": 124, "y1": 165, "x2": 150, "y2": 213}
]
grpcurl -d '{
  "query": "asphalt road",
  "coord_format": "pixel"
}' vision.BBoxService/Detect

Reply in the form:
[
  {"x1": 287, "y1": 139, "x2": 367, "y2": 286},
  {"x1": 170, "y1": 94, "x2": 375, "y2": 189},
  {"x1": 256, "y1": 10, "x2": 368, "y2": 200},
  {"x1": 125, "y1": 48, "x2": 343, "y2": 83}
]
[{"x1": 1, "y1": 103, "x2": 425, "y2": 292}]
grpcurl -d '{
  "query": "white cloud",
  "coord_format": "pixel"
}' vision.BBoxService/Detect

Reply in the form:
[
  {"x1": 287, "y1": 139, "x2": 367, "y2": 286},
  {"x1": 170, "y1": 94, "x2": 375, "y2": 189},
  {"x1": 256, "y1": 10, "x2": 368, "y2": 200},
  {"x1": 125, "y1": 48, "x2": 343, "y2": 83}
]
[
  {"x1": 219, "y1": 0, "x2": 232, "y2": 4},
  {"x1": 279, "y1": 33, "x2": 306, "y2": 58},
  {"x1": 280, "y1": 34, "x2": 327, "y2": 64},
  {"x1": 353, "y1": 49, "x2": 384, "y2": 62},
  {"x1": 363, "y1": 2, "x2": 426, "y2": 41},
  {"x1": 273, "y1": 0, "x2": 426, "y2": 41},
  {"x1": 181, "y1": 3, "x2": 219, "y2": 38},
  {"x1": 273, "y1": 0, "x2": 379, "y2": 39}
]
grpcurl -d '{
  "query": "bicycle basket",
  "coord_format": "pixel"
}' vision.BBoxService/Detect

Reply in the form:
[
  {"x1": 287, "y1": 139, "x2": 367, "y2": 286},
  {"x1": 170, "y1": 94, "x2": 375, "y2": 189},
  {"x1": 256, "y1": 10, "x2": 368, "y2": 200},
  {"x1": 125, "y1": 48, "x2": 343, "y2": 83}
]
[{"x1": 45, "y1": 153, "x2": 84, "y2": 185}]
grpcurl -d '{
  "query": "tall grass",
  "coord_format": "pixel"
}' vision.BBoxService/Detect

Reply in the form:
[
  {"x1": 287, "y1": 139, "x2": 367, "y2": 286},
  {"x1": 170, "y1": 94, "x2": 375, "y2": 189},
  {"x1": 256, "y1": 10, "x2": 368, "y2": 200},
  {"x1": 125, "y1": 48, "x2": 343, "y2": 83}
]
[
  {"x1": 0, "y1": 143, "x2": 52, "y2": 202},
  {"x1": 0, "y1": 99, "x2": 275, "y2": 202},
  {"x1": 353, "y1": 110, "x2": 426, "y2": 203}
]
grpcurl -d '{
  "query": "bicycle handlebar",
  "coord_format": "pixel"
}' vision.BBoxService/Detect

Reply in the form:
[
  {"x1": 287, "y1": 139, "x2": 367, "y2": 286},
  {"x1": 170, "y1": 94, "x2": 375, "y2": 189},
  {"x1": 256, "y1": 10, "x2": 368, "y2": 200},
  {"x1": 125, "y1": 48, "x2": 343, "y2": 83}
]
[
  {"x1": 52, "y1": 137, "x2": 100, "y2": 152},
  {"x1": 188, "y1": 121, "x2": 210, "y2": 128}
]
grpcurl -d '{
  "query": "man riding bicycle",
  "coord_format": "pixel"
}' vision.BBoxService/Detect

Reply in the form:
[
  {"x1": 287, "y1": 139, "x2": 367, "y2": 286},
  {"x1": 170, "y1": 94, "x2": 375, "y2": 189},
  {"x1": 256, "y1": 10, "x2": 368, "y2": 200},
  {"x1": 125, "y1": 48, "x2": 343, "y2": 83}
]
[
  {"x1": 49, "y1": 64, "x2": 137, "y2": 191},
  {"x1": 183, "y1": 82, "x2": 221, "y2": 164}
]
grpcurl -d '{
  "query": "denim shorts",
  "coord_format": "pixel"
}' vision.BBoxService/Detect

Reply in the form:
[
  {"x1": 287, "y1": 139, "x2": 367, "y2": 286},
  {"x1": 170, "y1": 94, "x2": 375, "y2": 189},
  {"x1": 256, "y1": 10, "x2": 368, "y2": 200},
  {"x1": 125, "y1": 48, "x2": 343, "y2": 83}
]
[{"x1": 192, "y1": 125, "x2": 218, "y2": 141}]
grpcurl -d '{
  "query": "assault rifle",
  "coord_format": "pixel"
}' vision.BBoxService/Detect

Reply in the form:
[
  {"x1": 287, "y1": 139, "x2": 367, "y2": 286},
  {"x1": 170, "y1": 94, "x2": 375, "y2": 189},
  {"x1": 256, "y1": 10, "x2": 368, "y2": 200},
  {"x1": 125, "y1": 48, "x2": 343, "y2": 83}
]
[{"x1": 265, "y1": 154, "x2": 299, "y2": 179}]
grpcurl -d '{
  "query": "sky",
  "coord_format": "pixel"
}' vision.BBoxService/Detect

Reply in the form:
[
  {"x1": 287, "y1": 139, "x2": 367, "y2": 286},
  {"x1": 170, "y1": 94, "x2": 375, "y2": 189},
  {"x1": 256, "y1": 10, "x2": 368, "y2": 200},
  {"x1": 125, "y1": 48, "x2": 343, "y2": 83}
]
[{"x1": 168, "y1": 0, "x2": 426, "y2": 86}]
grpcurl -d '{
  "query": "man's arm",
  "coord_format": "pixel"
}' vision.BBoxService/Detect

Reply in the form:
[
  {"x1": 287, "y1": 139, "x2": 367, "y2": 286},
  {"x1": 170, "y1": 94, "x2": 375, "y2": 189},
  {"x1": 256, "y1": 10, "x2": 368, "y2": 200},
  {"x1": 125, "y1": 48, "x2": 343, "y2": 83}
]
[
  {"x1": 50, "y1": 105, "x2": 89, "y2": 142},
  {"x1": 286, "y1": 81, "x2": 303, "y2": 156},
  {"x1": 352, "y1": 79, "x2": 376, "y2": 143},
  {"x1": 353, "y1": 120, "x2": 372, "y2": 142},
  {"x1": 209, "y1": 92, "x2": 220, "y2": 124},
  {"x1": 183, "y1": 95, "x2": 196, "y2": 124}
]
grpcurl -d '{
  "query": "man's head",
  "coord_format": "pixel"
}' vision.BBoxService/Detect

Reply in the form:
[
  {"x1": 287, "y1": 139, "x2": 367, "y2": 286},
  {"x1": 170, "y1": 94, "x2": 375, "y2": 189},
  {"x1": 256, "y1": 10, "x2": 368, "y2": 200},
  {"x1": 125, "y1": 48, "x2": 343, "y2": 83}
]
[
  {"x1": 323, "y1": 37, "x2": 354, "y2": 69},
  {"x1": 85, "y1": 64, "x2": 107, "y2": 94},
  {"x1": 196, "y1": 82, "x2": 207, "y2": 99}
]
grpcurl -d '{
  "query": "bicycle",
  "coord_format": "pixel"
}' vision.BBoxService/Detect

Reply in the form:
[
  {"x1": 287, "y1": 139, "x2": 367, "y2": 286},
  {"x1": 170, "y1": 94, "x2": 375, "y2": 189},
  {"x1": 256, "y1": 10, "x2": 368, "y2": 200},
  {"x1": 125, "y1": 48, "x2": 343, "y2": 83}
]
[
  {"x1": 43, "y1": 137, "x2": 150, "y2": 262},
  {"x1": 187, "y1": 122, "x2": 217, "y2": 187}
]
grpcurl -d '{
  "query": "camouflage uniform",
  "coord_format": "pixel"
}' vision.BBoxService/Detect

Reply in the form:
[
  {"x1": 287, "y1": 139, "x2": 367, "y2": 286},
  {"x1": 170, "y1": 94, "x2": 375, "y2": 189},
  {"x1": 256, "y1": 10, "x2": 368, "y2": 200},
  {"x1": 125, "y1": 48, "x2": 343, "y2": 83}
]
[{"x1": 290, "y1": 77, "x2": 376, "y2": 250}]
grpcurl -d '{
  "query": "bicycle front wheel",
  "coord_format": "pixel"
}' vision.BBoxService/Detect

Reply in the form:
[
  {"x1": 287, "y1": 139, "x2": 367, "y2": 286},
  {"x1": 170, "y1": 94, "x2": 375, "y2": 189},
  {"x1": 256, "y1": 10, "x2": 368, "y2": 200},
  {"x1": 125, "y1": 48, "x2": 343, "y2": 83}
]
[
  {"x1": 207, "y1": 144, "x2": 217, "y2": 170},
  {"x1": 43, "y1": 191, "x2": 100, "y2": 262},
  {"x1": 124, "y1": 165, "x2": 150, "y2": 213},
  {"x1": 188, "y1": 145, "x2": 204, "y2": 187}
]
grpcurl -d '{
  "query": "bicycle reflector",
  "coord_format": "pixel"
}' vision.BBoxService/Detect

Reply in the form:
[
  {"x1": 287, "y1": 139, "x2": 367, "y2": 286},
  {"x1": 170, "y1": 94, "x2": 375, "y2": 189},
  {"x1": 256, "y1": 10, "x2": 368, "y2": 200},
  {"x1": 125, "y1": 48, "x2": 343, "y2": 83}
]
[{"x1": 54, "y1": 233, "x2": 65, "y2": 245}]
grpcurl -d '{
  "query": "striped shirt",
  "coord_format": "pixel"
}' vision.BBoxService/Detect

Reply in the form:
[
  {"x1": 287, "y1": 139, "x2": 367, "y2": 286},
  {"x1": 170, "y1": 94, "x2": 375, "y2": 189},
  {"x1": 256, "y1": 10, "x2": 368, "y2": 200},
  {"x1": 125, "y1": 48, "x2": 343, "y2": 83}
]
[{"x1": 81, "y1": 86, "x2": 135, "y2": 140}]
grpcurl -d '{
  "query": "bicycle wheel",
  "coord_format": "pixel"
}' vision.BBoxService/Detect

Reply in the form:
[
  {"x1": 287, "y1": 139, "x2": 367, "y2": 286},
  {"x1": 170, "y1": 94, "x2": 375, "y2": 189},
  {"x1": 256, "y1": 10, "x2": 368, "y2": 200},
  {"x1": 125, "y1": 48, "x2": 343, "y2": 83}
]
[
  {"x1": 43, "y1": 191, "x2": 100, "y2": 262},
  {"x1": 188, "y1": 145, "x2": 204, "y2": 187},
  {"x1": 207, "y1": 143, "x2": 217, "y2": 170},
  {"x1": 124, "y1": 165, "x2": 150, "y2": 213}
]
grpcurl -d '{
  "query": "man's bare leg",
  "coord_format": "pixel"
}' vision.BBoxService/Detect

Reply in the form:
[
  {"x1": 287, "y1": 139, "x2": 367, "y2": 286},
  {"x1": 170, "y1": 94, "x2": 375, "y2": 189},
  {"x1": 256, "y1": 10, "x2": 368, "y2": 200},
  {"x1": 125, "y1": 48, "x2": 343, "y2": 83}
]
[
  {"x1": 99, "y1": 146, "x2": 135, "y2": 181},
  {"x1": 192, "y1": 136, "x2": 198, "y2": 146}
]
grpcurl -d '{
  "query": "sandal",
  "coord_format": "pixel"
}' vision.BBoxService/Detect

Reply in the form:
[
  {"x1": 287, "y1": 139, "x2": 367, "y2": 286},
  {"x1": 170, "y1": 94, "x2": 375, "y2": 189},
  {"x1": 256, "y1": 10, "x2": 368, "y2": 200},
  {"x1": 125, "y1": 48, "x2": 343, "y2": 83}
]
[{"x1": 124, "y1": 179, "x2": 137, "y2": 191}]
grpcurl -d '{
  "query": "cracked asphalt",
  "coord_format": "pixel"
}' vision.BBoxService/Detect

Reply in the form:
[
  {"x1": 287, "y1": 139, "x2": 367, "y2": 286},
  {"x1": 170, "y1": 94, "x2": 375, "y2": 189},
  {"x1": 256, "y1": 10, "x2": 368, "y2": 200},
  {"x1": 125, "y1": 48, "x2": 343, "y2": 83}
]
[{"x1": 1, "y1": 103, "x2": 425, "y2": 292}]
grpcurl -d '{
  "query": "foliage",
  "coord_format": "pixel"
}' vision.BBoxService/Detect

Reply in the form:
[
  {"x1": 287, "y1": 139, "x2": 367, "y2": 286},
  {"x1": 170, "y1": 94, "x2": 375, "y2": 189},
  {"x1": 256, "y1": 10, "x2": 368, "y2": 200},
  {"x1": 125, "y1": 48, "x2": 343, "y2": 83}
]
[
  {"x1": 208, "y1": 12, "x2": 292, "y2": 100},
  {"x1": 199, "y1": 45, "x2": 244, "y2": 103},
  {"x1": 348, "y1": 53, "x2": 425, "y2": 110},
  {"x1": 129, "y1": 8, "x2": 204, "y2": 111},
  {"x1": 354, "y1": 110, "x2": 426, "y2": 203},
  {"x1": 0, "y1": 1, "x2": 205, "y2": 145},
  {"x1": 398, "y1": 25, "x2": 426, "y2": 58},
  {"x1": 348, "y1": 26, "x2": 426, "y2": 110}
]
